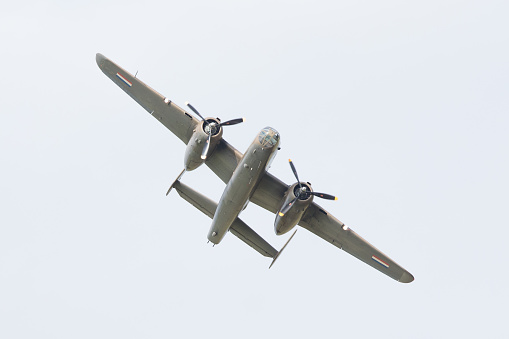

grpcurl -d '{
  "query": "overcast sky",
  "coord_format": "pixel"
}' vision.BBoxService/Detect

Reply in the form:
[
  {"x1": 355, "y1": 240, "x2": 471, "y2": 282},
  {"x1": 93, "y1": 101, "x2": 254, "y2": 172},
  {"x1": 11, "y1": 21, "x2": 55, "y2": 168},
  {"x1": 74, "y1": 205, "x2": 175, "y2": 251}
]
[{"x1": 1, "y1": 1, "x2": 508, "y2": 338}]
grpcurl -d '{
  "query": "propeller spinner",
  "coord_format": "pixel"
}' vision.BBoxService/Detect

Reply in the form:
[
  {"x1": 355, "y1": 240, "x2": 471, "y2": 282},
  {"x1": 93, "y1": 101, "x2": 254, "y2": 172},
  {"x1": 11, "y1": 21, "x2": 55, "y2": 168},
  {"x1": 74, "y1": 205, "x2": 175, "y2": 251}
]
[
  {"x1": 279, "y1": 159, "x2": 337, "y2": 216},
  {"x1": 185, "y1": 102, "x2": 244, "y2": 159}
]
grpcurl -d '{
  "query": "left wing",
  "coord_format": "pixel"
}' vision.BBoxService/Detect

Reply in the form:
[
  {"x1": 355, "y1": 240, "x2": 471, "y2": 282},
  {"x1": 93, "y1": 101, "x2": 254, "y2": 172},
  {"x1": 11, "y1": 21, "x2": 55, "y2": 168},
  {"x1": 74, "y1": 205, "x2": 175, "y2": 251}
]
[
  {"x1": 299, "y1": 203, "x2": 414, "y2": 283},
  {"x1": 251, "y1": 174, "x2": 414, "y2": 283}
]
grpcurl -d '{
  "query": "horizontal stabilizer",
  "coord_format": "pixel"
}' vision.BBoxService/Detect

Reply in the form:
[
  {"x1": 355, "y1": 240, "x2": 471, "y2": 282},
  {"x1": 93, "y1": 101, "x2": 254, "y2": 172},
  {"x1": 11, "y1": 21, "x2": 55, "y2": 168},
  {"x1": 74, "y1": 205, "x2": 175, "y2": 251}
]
[{"x1": 172, "y1": 181, "x2": 278, "y2": 258}]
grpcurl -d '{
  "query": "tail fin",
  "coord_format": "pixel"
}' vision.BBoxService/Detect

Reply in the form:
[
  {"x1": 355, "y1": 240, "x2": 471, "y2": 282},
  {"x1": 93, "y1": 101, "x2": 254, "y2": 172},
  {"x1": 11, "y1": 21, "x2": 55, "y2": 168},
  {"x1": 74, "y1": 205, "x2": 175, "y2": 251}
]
[
  {"x1": 166, "y1": 169, "x2": 186, "y2": 196},
  {"x1": 269, "y1": 230, "x2": 297, "y2": 269},
  {"x1": 171, "y1": 180, "x2": 279, "y2": 258}
]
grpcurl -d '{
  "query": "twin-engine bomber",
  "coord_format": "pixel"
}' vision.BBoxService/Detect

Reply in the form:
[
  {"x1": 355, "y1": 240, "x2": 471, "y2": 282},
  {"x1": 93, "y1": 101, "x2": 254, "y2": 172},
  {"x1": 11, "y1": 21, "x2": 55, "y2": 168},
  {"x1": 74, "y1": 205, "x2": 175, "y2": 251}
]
[{"x1": 96, "y1": 53, "x2": 414, "y2": 283}]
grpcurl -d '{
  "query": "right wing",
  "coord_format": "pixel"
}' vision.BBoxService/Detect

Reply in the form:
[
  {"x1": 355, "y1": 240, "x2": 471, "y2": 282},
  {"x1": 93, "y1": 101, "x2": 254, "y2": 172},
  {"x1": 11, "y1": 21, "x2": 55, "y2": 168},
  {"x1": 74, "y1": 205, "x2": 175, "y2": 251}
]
[
  {"x1": 96, "y1": 53, "x2": 199, "y2": 144},
  {"x1": 97, "y1": 53, "x2": 243, "y2": 183},
  {"x1": 204, "y1": 139, "x2": 243, "y2": 184}
]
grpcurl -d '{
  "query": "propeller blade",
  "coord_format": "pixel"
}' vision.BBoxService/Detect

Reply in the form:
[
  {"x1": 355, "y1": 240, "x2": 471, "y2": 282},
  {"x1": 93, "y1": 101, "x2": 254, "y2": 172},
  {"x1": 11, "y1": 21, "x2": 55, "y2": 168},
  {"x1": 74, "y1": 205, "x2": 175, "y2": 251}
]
[
  {"x1": 311, "y1": 192, "x2": 338, "y2": 200},
  {"x1": 288, "y1": 159, "x2": 303, "y2": 190},
  {"x1": 185, "y1": 101, "x2": 208, "y2": 123},
  {"x1": 200, "y1": 133, "x2": 212, "y2": 160},
  {"x1": 278, "y1": 196, "x2": 299, "y2": 217},
  {"x1": 219, "y1": 118, "x2": 244, "y2": 127}
]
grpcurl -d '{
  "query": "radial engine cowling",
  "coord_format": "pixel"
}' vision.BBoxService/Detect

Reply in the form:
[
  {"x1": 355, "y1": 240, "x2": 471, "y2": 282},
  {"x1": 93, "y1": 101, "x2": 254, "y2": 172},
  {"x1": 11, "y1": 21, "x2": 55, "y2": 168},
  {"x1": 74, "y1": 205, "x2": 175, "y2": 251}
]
[
  {"x1": 184, "y1": 118, "x2": 223, "y2": 171},
  {"x1": 274, "y1": 182, "x2": 314, "y2": 235}
]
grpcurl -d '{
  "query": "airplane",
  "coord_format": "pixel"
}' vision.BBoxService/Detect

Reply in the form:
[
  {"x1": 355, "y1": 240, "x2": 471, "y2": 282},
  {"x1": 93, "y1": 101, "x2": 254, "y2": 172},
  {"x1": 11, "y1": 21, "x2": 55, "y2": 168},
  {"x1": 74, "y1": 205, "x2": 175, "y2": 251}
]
[{"x1": 96, "y1": 53, "x2": 414, "y2": 283}]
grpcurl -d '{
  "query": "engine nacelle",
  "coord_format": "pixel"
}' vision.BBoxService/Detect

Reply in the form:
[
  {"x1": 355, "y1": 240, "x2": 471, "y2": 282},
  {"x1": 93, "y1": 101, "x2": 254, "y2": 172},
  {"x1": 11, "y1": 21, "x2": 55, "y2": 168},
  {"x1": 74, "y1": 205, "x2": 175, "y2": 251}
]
[
  {"x1": 184, "y1": 118, "x2": 223, "y2": 171},
  {"x1": 274, "y1": 182, "x2": 313, "y2": 235}
]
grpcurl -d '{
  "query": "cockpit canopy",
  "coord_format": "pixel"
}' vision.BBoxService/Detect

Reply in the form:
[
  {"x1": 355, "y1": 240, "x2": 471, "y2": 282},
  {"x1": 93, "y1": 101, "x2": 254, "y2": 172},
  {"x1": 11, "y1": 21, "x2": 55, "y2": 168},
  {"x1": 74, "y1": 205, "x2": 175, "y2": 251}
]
[{"x1": 258, "y1": 127, "x2": 280, "y2": 148}]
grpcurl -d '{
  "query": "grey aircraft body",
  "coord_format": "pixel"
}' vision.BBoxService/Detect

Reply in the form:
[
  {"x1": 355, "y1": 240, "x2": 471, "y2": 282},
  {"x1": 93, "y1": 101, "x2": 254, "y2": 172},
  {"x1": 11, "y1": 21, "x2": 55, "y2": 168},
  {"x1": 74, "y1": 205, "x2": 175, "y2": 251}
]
[{"x1": 96, "y1": 53, "x2": 414, "y2": 283}]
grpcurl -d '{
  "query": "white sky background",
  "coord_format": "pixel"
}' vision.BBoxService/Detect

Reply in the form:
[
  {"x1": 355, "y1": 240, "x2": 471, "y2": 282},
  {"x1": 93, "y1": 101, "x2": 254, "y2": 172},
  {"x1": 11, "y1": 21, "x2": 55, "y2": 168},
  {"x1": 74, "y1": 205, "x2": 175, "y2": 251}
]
[{"x1": 1, "y1": 0, "x2": 508, "y2": 337}]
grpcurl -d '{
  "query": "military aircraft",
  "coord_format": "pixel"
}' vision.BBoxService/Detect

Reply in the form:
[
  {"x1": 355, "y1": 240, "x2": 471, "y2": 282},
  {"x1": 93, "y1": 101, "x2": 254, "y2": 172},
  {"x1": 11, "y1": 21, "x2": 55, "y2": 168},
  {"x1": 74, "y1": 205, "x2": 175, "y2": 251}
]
[{"x1": 96, "y1": 53, "x2": 414, "y2": 283}]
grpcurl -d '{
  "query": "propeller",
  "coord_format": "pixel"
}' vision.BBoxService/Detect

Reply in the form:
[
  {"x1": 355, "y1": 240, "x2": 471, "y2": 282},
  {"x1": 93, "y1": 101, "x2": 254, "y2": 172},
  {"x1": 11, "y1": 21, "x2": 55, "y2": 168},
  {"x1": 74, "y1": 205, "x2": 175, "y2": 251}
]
[
  {"x1": 185, "y1": 102, "x2": 244, "y2": 159},
  {"x1": 279, "y1": 159, "x2": 337, "y2": 216}
]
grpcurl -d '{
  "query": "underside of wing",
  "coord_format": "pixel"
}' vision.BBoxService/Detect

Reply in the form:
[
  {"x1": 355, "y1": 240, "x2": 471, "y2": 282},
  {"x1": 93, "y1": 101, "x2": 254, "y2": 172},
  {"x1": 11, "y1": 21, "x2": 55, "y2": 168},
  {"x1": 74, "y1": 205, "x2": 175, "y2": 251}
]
[
  {"x1": 250, "y1": 172, "x2": 289, "y2": 213},
  {"x1": 299, "y1": 203, "x2": 414, "y2": 283},
  {"x1": 96, "y1": 53, "x2": 199, "y2": 144},
  {"x1": 204, "y1": 139, "x2": 243, "y2": 184}
]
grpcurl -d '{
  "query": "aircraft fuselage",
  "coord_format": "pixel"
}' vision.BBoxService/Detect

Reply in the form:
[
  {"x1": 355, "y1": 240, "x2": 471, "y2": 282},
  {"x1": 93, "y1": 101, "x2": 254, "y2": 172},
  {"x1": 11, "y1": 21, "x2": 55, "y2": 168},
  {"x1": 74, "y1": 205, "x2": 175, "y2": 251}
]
[{"x1": 208, "y1": 127, "x2": 280, "y2": 243}]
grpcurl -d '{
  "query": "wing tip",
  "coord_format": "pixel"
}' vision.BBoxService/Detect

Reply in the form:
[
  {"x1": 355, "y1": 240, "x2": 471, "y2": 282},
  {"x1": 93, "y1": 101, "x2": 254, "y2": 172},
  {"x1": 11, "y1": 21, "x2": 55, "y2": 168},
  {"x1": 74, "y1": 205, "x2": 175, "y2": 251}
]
[
  {"x1": 399, "y1": 271, "x2": 414, "y2": 283},
  {"x1": 96, "y1": 53, "x2": 107, "y2": 68}
]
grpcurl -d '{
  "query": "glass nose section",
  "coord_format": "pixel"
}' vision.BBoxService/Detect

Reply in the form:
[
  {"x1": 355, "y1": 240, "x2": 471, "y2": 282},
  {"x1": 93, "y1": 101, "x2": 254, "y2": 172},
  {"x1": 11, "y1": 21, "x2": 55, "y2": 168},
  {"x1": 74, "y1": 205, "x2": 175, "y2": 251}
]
[{"x1": 258, "y1": 127, "x2": 280, "y2": 147}]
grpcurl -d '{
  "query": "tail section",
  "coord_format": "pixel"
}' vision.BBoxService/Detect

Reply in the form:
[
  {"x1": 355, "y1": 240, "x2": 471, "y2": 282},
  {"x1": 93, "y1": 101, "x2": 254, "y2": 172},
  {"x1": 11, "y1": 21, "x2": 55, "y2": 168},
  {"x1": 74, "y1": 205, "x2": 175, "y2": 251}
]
[{"x1": 171, "y1": 180, "x2": 278, "y2": 258}]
